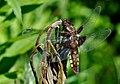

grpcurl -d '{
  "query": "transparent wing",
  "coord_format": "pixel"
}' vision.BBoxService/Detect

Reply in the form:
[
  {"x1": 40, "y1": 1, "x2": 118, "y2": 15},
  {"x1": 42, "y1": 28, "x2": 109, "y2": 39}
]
[
  {"x1": 52, "y1": 48, "x2": 70, "y2": 62},
  {"x1": 77, "y1": 6, "x2": 111, "y2": 51},
  {"x1": 80, "y1": 28, "x2": 111, "y2": 52},
  {"x1": 80, "y1": 6, "x2": 101, "y2": 35}
]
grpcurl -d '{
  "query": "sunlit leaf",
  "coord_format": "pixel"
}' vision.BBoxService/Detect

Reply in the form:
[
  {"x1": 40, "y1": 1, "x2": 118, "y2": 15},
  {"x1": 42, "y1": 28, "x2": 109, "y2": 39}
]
[
  {"x1": 4, "y1": 4, "x2": 42, "y2": 21},
  {"x1": 5, "y1": 0, "x2": 22, "y2": 23},
  {"x1": 0, "y1": 29, "x2": 39, "y2": 55},
  {"x1": 1, "y1": 36, "x2": 36, "y2": 56},
  {"x1": 19, "y1": 0, "x2": 47, "y2": 6}
]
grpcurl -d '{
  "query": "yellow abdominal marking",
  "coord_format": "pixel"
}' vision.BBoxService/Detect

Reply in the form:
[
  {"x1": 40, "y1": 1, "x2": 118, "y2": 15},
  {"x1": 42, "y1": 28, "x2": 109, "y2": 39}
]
[
  {"x1": 72, "y1": 55, "x2": 76, "y2": 59},
  {"x1": 71, "y1": 64, "x2": 73, "y2": 67},
  {"x1": 69, "y1": 55, "x2": 72, "y2": 59},
  {"x1": 74, "y1": 51, "x2": 77, "y2": 54},
  {"x1": 70, "y1": 59, "x2": 73, "y2": 63}
]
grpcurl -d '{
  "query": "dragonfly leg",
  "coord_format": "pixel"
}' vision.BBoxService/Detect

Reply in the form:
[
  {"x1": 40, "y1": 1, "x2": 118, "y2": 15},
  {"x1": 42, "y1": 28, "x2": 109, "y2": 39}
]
[
  {"x1": 78, "y1": 36, "x2": 86, "y2": 46},
  {"x1": 55, "y1": 26, "x2": 61, "y2": 51},
  {"x1": 77, "y1": 25, "x2": 83, "y2": 34}
]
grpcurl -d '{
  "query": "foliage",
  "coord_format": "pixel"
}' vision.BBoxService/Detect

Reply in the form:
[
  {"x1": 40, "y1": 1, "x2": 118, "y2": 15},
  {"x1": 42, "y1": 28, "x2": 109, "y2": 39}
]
[{"x1": 0, "y1": 0, "x2": 120, "y2": 84}]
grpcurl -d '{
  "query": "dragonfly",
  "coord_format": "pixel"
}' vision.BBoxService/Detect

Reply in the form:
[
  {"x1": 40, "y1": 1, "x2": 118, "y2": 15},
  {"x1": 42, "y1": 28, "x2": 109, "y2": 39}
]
[
  {"x1": 22, "y1": 6, "x2": 111, "y2": 83},
  {"x1": 45, "y1": 6, "x2": 111, "y2": 74}
]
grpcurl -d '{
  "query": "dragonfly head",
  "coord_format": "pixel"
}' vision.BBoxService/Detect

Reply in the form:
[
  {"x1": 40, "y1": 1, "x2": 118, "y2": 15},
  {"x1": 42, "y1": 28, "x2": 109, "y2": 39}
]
[{"x1": 62, "y1": 19, "x2": 76, "y2": 36}]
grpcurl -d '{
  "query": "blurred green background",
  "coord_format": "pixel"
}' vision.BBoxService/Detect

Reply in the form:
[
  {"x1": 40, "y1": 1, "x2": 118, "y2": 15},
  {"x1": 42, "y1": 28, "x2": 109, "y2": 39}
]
[{"x1": 0, "y1": 0, "x2": 120, "y2": 84}]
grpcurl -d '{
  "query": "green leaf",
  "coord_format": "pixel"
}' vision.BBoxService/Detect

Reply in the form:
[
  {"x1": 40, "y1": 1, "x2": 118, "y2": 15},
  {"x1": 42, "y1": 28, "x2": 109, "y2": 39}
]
[
  {"x1": 1, "y1": 35, "x2": 37, "y2": 57},
  {"x1": 0, "y1": 12, "x2": 6, "y2": 16},
  {"x1": 4, "y1": 4, "x2": 42, "y2": 21},
  {"x1": 5, "y1": 71, "x2": 17, "y2": 79},
  {"x1": 5, "y1": 0, "x2": 22, "y2": 23},
  {"x1": 19, "y1": 0, "x2": 46, "y2": 6},
  {"x1": 0, "y1": 56, "x2": 19, "y2": 74},
  {"x1": 21, "y1": 4, "x2": 42, "y2": 14},
  {"x1": 0, "y1": 29, "x2": 40, "y2": 55},
  {"x1": 0, "y1": 42, "x2": 12, "y2": 55},
  {"x1": 0, "y1": 0, "x2": 7, "y2": 8}
]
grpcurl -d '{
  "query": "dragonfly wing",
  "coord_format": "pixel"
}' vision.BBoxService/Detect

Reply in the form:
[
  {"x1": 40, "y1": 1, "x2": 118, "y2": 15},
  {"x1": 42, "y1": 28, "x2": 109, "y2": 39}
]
[
  {"x1": 59, "y1": 48, "x2": 70, "y2": 60},
  {"x1": 52, "y1": 48, "x2": 70, "y2": 62},
  {"x1": 80, "y1": 28, "x2": 111, "y2": 52},
  {"x1": 80, "y1": 6, "x2": 101, "y2": 35}
]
